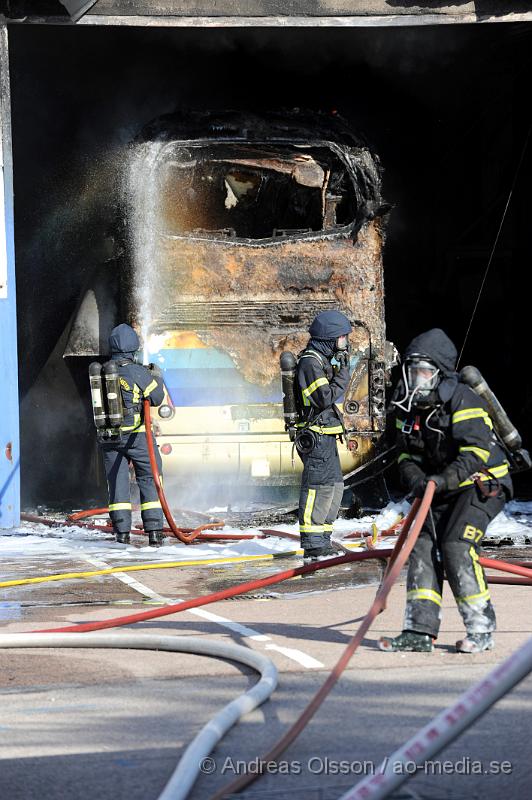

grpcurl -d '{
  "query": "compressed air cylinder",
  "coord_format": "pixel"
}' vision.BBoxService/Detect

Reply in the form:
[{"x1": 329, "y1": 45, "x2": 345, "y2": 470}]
[
  {"x1": 89, "y1": 362, "x2": 107, "y2": 429},
  {"x1": 460, "y1": 365, "x2": 522, "y2": 451},
  {"x1": 280, "y1": 351, "x2": 299, "y2": 430},
  {"x1": 103, "y1": 360, "x2": 124, "y2": 429}
]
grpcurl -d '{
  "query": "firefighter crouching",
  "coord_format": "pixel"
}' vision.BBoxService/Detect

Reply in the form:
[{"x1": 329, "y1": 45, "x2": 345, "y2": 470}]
[
  {"x1": 296, "y1": 310, "x2": 352, "y2": 562},
  {"x1": 99, "y1": 323, "x2": 165, "y2": 546},
  {"x1": 380, "y1": 328, "x2": 512, "y2": 654}
]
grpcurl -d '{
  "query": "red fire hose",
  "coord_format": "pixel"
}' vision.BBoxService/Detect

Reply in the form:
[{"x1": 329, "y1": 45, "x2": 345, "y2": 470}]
[
  {"x1": 208, "y1": 483, "x2": 436, "y2": 800},
  {"x1": 144, "y1": 399, "x2": 215, "y2": 543},
  {"x1": 39, "y1": 547, "x2": 396, "y2": 634},
  {"x1": 20, "y1": 512, "x2": 254, "y2": 542}
]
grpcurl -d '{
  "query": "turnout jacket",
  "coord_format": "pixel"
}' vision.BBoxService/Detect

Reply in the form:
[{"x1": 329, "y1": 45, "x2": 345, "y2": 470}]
[
  {"x1": 296, "y1": 347, "x2": 349, "y2": 434},
  {"x1": 112, "y1": 357, "x2": 164, "y2": 433},
  {"x1": 395, "y1": 384, "x2": 512, "y2": 494},
  {"x1": 393, "y1": 329, "x2": 512, "y2": 496}
]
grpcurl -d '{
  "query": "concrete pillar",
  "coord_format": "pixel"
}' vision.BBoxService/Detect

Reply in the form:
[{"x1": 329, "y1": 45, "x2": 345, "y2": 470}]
[{"x1": 0, "y1": 24, "x2": 20, "y2": 528}]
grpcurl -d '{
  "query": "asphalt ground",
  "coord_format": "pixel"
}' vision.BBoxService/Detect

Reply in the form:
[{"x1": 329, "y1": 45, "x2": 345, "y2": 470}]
[{"x1": 0, "y1": 544, "x2": 531, "y2": 800}]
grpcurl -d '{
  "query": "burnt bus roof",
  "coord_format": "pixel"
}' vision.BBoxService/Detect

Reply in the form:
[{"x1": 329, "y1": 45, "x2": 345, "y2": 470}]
[
  {"x1": 136, "y1": 109, "x2": 385, "y2": 223},
  {"x1": 138, "y1": 109, "x2": 374, "y2": 152}
]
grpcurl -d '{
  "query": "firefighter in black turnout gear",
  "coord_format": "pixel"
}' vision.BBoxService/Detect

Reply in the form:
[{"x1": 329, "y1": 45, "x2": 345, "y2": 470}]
[
  {"x1": 380, "y1": 329, "x2": 512, "y2": 654},
  {"x1": 101, "y1": 324, "x2": 165, "y2": 546},
  {"x1": 297, "y1": 311, "x2": 352, "y2": 561}
]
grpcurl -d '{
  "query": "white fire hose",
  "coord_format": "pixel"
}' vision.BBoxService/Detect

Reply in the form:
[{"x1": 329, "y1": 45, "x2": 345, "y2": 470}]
[
  {"x1": 0, "y1": 633, "x2": 278, "y2": 800},
  {"x1": 339, "y1": 636, "x2": 532, "y2": 800}
]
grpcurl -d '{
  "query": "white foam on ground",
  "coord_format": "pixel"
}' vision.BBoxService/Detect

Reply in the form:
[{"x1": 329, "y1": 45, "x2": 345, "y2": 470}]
[{"x1": 1, "y1": 500, "x2": 530, "y2": 562}]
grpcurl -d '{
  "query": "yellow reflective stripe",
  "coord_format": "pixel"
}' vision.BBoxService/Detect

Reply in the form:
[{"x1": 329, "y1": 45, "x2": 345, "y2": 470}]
[
  {"x1": 132, "y1": 383, "x2": 141, "y2": 404},
  {"x1": 143, "y1": 379, "x2": 158, "y2": 398},
  {"x1": 109, "y1": 503, "x2": 132, "y2": 512},
  {"x1": 459, "y1": 446, "x2": 490, "y2": 464},
  {"x1": 121, "y1": 412, "x2": 144, "y2": 432},
  {"x1": 458, "y1": 463, "x2": 509, "y2": 487},
  {"x1": 470, "y1": 546, "x2": 487, "y2": 594},
  {"x1": 140, "y1": 501, "x2": 162, "y2": 511},
  {"x1": 398, "y1": 453, "x2": 411, "y2": 464},
  {"x1": 407, "y1": 588, "x2": 442, "y2": 606},
  {"x1": 452, "y1": 408, "x2": 493, "y2": 429},
  {"x1": 457, "y1": 589, "x2": 491, "y2": 605},
  {"x1": 323, "y1": 524, "x2": 333, "y2": 532},
  {"x1": 299, "y1": 524, "x2": 325, "y2": 533},
  {"x1": 304, "y1": 489, "x2": 316, "y2": 527},
  {"x1": 308, "y1": 425, "x2": 344, "y2": 434},
  {"x1": 302, "y1": 377, "x2": 329, "y2": 398}
]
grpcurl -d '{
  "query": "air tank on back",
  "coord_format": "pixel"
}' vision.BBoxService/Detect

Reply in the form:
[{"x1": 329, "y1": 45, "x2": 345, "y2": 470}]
[
  {"x1": 102, "y1": 360, "x2": 124, "y2": 429},
  {"x1": 280, "y1": 351, "x2": 299, "y2": 440},
  {"x1": 460, "y1": 365, "x2": 521, "y2": 450},
  {"x1": 460, "y1": 365, "x2": 531, "y2": 471},
  {"x1": 89, "y1": 362, "x2": 107, "y2": 429}
]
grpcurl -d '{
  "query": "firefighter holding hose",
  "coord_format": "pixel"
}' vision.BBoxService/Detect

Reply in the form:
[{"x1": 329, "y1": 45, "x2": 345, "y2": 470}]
[
  {"x1": 94, "y1": 323, "x2": 165, "y2": 546},
  {"x1": 295, "y1": 310, "x2": 352, "y2": 562},
  {"x1": 380, "y1": 329, "x2": 512, "y2": 654}
]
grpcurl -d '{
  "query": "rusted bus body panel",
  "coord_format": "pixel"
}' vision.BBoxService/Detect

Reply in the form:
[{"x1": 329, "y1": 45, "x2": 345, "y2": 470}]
[{"x1": 131, "y1": 220, "x2": 385, "y2": 390}]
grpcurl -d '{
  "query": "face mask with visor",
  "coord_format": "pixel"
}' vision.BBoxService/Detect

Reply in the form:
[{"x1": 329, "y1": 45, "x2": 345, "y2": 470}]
[{"x1": 393, "y1": 355, "x2": 440, "y2": 412}]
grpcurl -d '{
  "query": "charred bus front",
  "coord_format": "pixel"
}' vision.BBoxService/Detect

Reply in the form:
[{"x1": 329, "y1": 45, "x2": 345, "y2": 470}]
[{"x1": 66, "y1": 111, "x2": 392, "y2": 503}]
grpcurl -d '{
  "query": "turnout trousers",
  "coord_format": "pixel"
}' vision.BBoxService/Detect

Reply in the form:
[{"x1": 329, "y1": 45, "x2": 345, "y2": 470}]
[
  {"x1": 101, "y1": 432, "x2": 164, "y2": 535},
  {"x1": 404, "y1": 485, "x2": 506, "y2": 638},
  {"x1": 298, "y1": 433, "x2": 344, "y2": 556}
]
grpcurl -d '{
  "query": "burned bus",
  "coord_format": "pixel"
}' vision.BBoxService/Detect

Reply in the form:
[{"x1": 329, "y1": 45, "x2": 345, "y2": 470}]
[{"x1": 66, "y1": 110, "x2": 392, "y2": 505}]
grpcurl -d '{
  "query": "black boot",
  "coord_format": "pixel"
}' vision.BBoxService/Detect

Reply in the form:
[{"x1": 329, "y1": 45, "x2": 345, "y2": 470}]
[
  {"x1": 116, "y1": 532, "x2": 130, "y2": 544},
  {"x1": 379, "y1": 630, "x2": 434, "y2": 652},
  {"x1": 456, "y1": 633, "x2": 494, "y2": 653},
  {"x1": 301, "y1": 533, "x2": 328, "y2": 562},
  {"x1": 148, "y1": 530, "x2": 164, "y2": 547}
]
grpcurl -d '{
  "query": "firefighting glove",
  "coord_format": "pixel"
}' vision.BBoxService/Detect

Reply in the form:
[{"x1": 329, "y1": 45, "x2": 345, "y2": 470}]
[
  {"x1": 399, "y1": 460, "x2": 425, "y2": 494},
  {"x1": 412, "y1": 474, "x2": 447, "y2": 498},
  {"x1": 148, "y1": 363, "x2": 163, "y2": 380},
  {"x1": 335, "y1": 350, "x2": 350, "y2": 369}
]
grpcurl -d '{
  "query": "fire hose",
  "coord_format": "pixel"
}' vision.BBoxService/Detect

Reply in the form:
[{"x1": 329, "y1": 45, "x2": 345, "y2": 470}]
[
  {"x1": 143, "y1": 398, "x2": 206, "y2": 543},
  {"x1": 0, "y1": 491, "x2": 428, "y2": 800},
  {"x1": 2, "y1": 544, "x2": 530, "y2": 593},
  {"x1": 6, "y1": 482, "x2": 531, "y2": 800},
  {"x1": 20, "y1": 511, "x2": 265, "y2": 542},
  {"x1": 207, "y1": 486, "x2": 434, "y2": 799},
  {"x1": 0, "y1": 632, "x2": 278, "y2": 800},
  {"x1": 338, "y1": 635, "x2": 532, "y2": 800}
]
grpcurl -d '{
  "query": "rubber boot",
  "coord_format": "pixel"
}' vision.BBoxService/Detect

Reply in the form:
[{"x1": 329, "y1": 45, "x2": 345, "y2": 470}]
[
  {"x1": 116, "y1": 532, "x2": 130, "y2": 544},
  {"x1": 301, "y1": 533, "x2": 327, "y2": 562},
  {"x1": 319, "y1": 535, "x2": 343, "y2": 559},
  {"x1": 379, "y1": 630, "x2": 434, "y2": 653},
  {"x1": 148, "y1": 530, "x2": 164, "y2": 547},
  {"x1": 456, "y1": 633, "x2": 494, "y2": 653}
]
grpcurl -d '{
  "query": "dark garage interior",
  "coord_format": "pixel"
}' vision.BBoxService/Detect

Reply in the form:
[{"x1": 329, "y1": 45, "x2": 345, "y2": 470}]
[{"x1": 7, "y1": 21, "x2": 532, "y2": 505}]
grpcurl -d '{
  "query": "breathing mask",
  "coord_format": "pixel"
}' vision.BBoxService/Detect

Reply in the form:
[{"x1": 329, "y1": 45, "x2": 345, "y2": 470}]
[
  {"x1": 333, "y1": 334, "x2": 351, "y2": 366},
  {"x1": 394, "y1": 355, "x2": 440, "y2": 411}
]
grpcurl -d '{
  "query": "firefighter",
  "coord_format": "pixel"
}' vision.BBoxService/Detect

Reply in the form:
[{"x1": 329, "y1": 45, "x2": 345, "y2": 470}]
[
  {"x1": 101, "y1": 323, "x2": 165, "y2": 546},
  {"x1": 296, "y1": 310, "x2": 352, "y2": 561},
  {"x1": 380, "y1": 328, "x2": 512, "y2": 654}
]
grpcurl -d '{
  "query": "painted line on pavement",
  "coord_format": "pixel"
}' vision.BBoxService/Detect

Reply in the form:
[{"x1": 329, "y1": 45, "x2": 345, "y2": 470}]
[{"x1": 78, "y1": 554, "x2": 324, "y2": 669}]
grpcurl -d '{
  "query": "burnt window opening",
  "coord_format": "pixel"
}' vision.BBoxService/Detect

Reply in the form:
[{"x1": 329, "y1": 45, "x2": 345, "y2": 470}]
[{"x1": 157, "y1": 145, "x2": 358, "y2": 240}]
